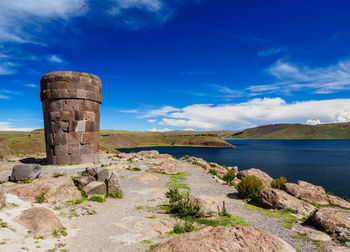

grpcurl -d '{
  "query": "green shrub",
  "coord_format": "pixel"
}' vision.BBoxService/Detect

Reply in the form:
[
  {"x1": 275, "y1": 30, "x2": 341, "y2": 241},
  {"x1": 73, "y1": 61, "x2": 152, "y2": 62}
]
[
  {"x1": 222, "y1": 170, "x2": 236, "y2": 186},
  {"x1": 88, "y1": 195, "x2": 105, "y2": 202},
  {"x1": 271, "y1": 177, "x2": 287, "y2": 189},
  {"x1": 209, "y1": 169, "x2": 218, "y2": 176},
  {"x1": 236, "y1": 175, "x2": 264, "y2": 202},
  {"x1": 173, "y1": 222, "x2": 197, "y2": 233},
  {"x1": 165, "y1": 187, "x2": 187, "y2": 203},
  {"x1": 35, "y1": 193, "x2": 47, "y2": 204},
  {"x1": 109, "y1": 191, "x2": 124, "y2": 199},
  {"x1": 170, "y1": 196, "x2": 202, "y2": 218}
]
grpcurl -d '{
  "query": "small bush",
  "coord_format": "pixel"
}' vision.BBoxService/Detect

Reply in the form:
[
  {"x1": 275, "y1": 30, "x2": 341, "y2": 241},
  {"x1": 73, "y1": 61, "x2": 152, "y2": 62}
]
[
  {"x1": 271, "y1": 177, "x2": 287, "y2": 189},
  {"x1": 19, "y1": 178, "x2": 33, "y2": 184},
  {"x1": 35, "y1": 193, "x2": 47, "y2": 204},
  {"x1": 131, "y1": 167, "x2": 141, "y2": 171},
  {"x1": 165, "y1": 187, "x2": 187, "y2": 203},
  {"x1": 109, "y1": 191, "x2": 124, "y2": 199},
  {"x1": 236, "y1": 175, "x2": 264, "y2": 202},
  {"x1": 209, "y1": 169, "x2": 218, "y2": 176},
  {"x1": 222, "y1": 170, "x2": 236, "y2": 186},
  {"x1": 170, "y1": 196, "x2": 202, "y2": 218},
  {"x1": 88, "y1": 195, "x2": 105, "y2": 202},
  {"x1": 173, "y1": 222, "x2": 197, "y2": 233}
]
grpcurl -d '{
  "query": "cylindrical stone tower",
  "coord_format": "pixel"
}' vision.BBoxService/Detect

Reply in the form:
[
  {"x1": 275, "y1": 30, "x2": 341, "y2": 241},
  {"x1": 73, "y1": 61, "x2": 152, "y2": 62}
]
[{"x1": 40, "y1": 71, "x2": 102, "y2": 165}]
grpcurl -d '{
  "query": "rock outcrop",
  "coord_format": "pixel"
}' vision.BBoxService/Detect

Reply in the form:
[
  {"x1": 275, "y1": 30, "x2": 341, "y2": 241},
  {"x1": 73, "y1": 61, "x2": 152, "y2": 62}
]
[
  {"x1": 9, "y1": 164, "x2": 42, "y2": 182},
  {"x1": 83, "y1": 181, "x2": 106, "y2": 196},
  {"x1": 261, "y1": 187, "x2": 316, "y2": 215},
  {"x1": 282, "y1": 181, "x2": 350, "y2": 208},
  {"x1": 5, "y1": 175, "x2": 81, "y2": 202},
  {"x1": 309, "y1": 208, "x2": 350, "y2": 242},
  {"x1": 180, "y1": 156, "x2": 228, "y2": 176},
  {"x1": 0, "y1": 186, "x2": 5, "y2": 209},
  {"x1": 237, "y1": 168, "x2": 273, "y2": 186},
  {"x1": 17, "y1": 207, "x2": 59, "y2": 235},
  {"x1": 192, "y1": 196, "x2": 222, "y2": 217},
  {"x1": 153, "y1": 226, "x2": 295, "y2": 252},
  {"x1": 147, "y1": 158, "x2": 178, "y2": 174}
]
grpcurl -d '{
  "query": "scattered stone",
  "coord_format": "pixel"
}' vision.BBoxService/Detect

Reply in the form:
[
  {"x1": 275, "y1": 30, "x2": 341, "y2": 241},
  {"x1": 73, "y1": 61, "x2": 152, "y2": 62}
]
[
  {"x1": 309, "y1": 208, "x2": 350, "y2": 242},
  {"x1": 153, "y1": 226, "x2": 295, "y2": 252},
  {"x1": 86, "y1": 167, "x2": 97, "y2": 177},
  {"x1": 192, "y1": 196, "x2": 222, "y2": 217},
  {"x1": 147, "y1": 159, "x2": 178, "y2": 174},
  {"x1": 5, "y1": 175, "x2": 81, "y2": 202},
  {"x1": 0, "y1": 186, "x2": 5, "y2": 209},
  {"x1": 237, "y1": 168, "x2": 273, "y2": 187},
  {"x1": 74, "y1": 175, "x2": 95, "y2": 187},
  {"x1": 107, "y1": 172, "x2": 121, "y2": 195},
  {"x1": 261, "y1": 187, "x2": 316, "y2": 215},
  {"x1": 97, "y1": 169, "x2": 112, "y2": 182},
  {"x1": 83, "y1": 181, "x2": 106, "y2": 196},
  {"x1": 17, "y1": 207, "x2": 59, "y2": 235},
  {"x1": 9, "y1": 164, "x2": 42, "y2": 182}
]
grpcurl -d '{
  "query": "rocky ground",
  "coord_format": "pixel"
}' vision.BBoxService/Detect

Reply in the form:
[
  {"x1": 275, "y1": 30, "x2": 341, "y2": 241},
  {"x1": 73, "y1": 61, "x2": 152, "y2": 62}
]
[{"x1": 0, "y1": 151, "x2": 349, "y2": 252}]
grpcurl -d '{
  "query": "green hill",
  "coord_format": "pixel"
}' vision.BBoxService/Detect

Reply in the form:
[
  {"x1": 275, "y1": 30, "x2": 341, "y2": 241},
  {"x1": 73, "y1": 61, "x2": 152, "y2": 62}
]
[
  {"x1": 227, "y1": 122, "x2": 350, "y2": 139},
  {"x1": 0, "y1": 130, "x2": 232, "y2": 160}
]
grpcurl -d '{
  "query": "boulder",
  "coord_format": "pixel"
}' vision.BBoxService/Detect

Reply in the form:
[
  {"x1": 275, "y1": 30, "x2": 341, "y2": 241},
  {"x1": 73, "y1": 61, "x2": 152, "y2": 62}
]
[
  {"x1": 137, "y1": 150, "x2": 159, "y2": 158},
  {"x1": 5, "y1": 175, "x2": 81, "y2": 202},
  {"x1": 83, "y1": 181, "x2": 106, "y2": 196},
  {"x1": 294, "y1": 225, "x2": 331, "y2": 242},
  {"x1": 97, "y1": 169, "x2": 112, "y2": 182},
  {"x1": 0, "y1": 186, "x2": 5, "y2": 209},
  {"x1": 192, "y1": 196, "x2": 222, "y2": 217},
  {"x1": 9, "y1": 164, "x2": 42, "y2": 182},
  {"x1": 153, "y1": 226, "x2": 295, "y2": 252},
  {"x1": 85, "y1": 167, "x2": 97, "y2": 177},
  {"x1": 282, "y1": 182, "x2": 350, "y2": 208},
  {"x1": 309, "y1": 208, "x2": 350, "y2": 242},
  {"x1": 261, "y1": 187, "x2": 316, "y2": 215},
  {"x1": 74, "y1": 175, "x2": 95, "y2": 187},
  {"x1": 237, "y1": 168, "x2": 273, "y2": 187},
  {"x1": 17, "y1": 207, "x2": 59, "y2": 235},
  {"x1": 107, "y1": 172, "x2": 121, "y2": 195},
  {"x1": 147, "y1": 159, "x2": 178, "y2": 174}
]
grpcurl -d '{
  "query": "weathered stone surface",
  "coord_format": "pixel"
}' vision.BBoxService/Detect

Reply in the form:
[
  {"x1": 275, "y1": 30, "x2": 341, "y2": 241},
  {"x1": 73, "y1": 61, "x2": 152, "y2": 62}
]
[
  {"x1": 9, "y1": 164, "x2": 42, "y2": 182},
  {"x1": 97, "y1": 169, "x2": 112, "y2": 182},
  {"x1": 107, "y1": 172, "x2": 121, "y2": 195},
  {"x1": 17, "y1": 207, "x2": 59, "y2": 235},
  {"x1": 0, "y1": 186, "x2": 5, "y2": 209},
  {"x1": 309, "y1": 208, "x2": 350, "y2": 242},
  {"x1": 294, "y1": 225, "x2": 331, "y2": 242},
  {"x1": 261, "y1": 187, "x2": 316, "y2": 215},
  {"x1": 181, "y1": 156, "x2": 227, "y2": 176},
  {"x1": 147, "y1": 159, "x2": 178, "y2": 174},
  {"x1": 74, "y1": 175, "x2": 95, "y2": 187},
  {"x1": 153, "y1": 226, "x2": 295, "y2": 252},
  {"x1": 83, "y1": 181, "x2": 106, "y2": 196},
  {"x1": 192, "y1": 196, "x2": 222, "y2": 217},
  {"x1": 86, "y1": 167, "x2": 97, "y2": 177},
  {"x1": 137, "y1": 150, "x2": 159, "y2": 158},
  {"x1": 41, "y1": 71, "x2": 102, "y2": 165},
  {"x1": 282, "y1": 182, "x2": 350, "y2": 208},
  {"x1": 5, "y1": 175, "x2": 81, "y2": 202},
  {"x1": 237, "y1": 168, "x2": 273, "y2": 186}
]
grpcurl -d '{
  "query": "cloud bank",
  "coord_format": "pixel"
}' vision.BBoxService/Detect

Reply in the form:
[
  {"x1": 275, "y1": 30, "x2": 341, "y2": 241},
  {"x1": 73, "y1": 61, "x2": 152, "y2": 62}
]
[{"x1": 141, "y1": 98, "x2": 350, "y2": 130}]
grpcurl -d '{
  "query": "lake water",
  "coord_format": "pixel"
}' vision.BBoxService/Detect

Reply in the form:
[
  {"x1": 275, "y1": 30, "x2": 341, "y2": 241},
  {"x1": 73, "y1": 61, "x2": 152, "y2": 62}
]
[{"x1": 119, "y1": 140, "x2": 350, "y2": 199}]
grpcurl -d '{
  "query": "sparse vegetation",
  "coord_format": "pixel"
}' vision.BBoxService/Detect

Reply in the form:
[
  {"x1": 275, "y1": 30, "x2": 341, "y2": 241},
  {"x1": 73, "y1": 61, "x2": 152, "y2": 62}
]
[
  {"x1": 271, "y1": 177, "x2": 287, "y2": 189},
  {"x1": 109, "y1": 191, "x2": 124, "y2": 199},
  {"x1": 35, "y1": 192, "x2": 47, "y2": 204},
  {"x1": 173, "y1": 222, "x2": 197, "y2": 234},
  {"x1": 0, "y1": 222, "x2": 8, "y2": 228},
  {"x1": 147, "y1": 243, "x2": 161, "y2": 251},
  {"x1": 222, "y1": 169, "x2": 236, "y2": 186},
  {"x1": 209, "y1": 169, "x2": 218, "y2": 176},
  {"x1": 88, "y1": 195, "x2": 105, "y2": 202},
  {"x1": 237, "y1": 175, "x2": 264, "y2": 202},
  {"x1": 292, "y1": 232, "x2": 326, "y2": 251},
  {"x1": 18, "y1": 178, "x2": 33, "y2": 184}
]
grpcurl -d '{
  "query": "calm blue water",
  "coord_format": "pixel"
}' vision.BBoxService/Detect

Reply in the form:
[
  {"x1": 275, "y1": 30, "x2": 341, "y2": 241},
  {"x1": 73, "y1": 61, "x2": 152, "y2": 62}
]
[{"x1": 119, "y1": 140, "x2": 350, "y2": 199}]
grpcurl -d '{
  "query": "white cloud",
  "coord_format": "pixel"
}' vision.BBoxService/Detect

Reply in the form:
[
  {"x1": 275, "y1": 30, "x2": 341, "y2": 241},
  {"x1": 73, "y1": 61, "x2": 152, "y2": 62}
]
[
  {"x1": 23, "y1": 84, "x2": 37, "y2": 88},
  {"x1": 147, "y1": 119, "x2": 157, "y2": 123},
  {"x1": 0, "y1": 94, "x2": 10, "y2": 99},
  {"x1": 0, "y1": 122, "x2": 34, "y2": 131},
  {"x1": 152, "y1": 98, "x2": 350, "y2": 130},
  {"x1": 48, "y1": 55, "x2": 64, "y2": 64},
  {"x1": 120, "y1": 109, "x2": 139, "y2": 113},
  {"x1": 306, "y1": 119, "x2": 321, "y2": 125},
  {"x1": 0, "y1": 0, "x2": 87, "y2": 43},
  {"x1": 258, "y1": 47, "x2": 285, "y2": 57},
  {"x1": 109, "y1": 0, "x2": 163, "y2": 14},
  {"x1": 148, "y1": 127, "x2": 172, "y2": 132},
  {"x1": 140, "y1": 106, "x2": 181, "y2": 118},
  {"x1": 0, "y1": 62, "x2": 17, "y2": 75}
]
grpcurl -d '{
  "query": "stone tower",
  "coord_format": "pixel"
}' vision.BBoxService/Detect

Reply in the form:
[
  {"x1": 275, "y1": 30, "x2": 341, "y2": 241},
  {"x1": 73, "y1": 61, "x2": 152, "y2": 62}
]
[{"x1": 40, "y1": 71, "x2": 102, "y2": 165}]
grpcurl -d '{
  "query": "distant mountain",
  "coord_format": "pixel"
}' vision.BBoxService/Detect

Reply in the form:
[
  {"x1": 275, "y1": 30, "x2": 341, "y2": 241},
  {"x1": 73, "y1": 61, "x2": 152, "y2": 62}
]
[{"x1": 227, "y1": 122, "x2": 350, "y2": 139}]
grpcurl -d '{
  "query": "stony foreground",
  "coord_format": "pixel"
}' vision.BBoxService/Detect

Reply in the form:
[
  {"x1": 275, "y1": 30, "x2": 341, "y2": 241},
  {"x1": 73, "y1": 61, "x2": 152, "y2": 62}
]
[{"x1": 0, "y1": 151, "x2": 349, "y2": 252}]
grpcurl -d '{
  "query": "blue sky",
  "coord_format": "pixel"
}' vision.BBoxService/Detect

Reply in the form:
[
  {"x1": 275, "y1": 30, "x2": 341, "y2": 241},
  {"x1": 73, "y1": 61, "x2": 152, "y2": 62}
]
[{"x1": 1, "y1": 0, "x2": 350, "y2": 131}]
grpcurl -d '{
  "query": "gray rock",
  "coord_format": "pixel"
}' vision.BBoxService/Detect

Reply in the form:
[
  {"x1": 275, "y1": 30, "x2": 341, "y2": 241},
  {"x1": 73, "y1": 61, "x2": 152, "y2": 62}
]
[
  {"x1": 74, "y1": 175, "x2": 95, "y2": 188},
  {"x1": 0, "y1": 186, "x2": 5, "y2": 209},
  {"x1": 86, "y1": 167, "x2": 97, "y2": 177},
  {"x1": 83, "y1": 181, "x2": 106, "y2": 196},
  {"x1": 97, "y1": 169, "x2": 112, "y2": 182},
  {"x1": 107, "y1": 172, "x2": 121, "y2": 195},
  {"x1": 10, "y1": 164, "x2": 42, "y2": 182}
]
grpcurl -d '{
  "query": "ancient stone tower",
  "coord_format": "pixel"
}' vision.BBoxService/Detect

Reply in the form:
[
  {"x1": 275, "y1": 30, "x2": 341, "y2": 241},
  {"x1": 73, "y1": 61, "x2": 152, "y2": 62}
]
[{"x1": 40, "y1": 71, "x2": 102, "y2": 165}]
